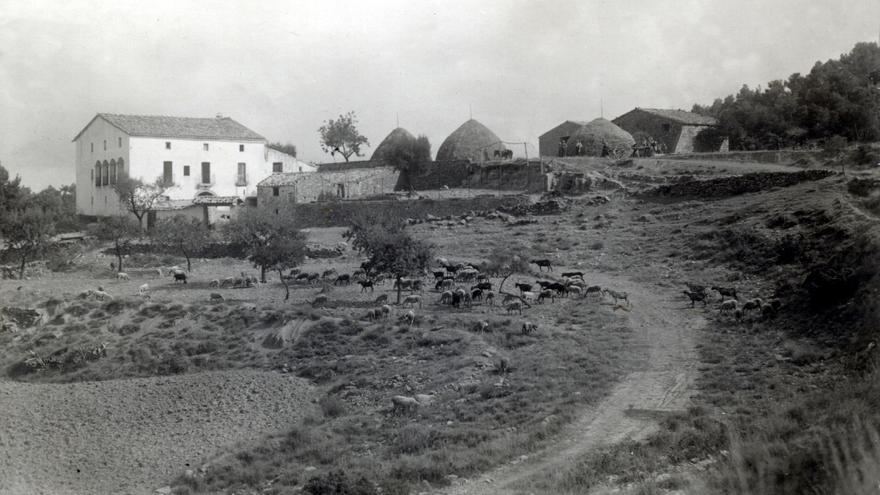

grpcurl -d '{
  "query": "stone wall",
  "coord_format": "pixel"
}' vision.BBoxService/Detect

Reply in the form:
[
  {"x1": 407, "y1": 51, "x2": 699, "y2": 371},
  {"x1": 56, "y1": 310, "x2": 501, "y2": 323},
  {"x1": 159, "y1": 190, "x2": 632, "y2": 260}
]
[
  {"x1": 639, "y1": 170, "x2": 835, "y2": 199},
  {"x1": 277, "y1": 195, "x2": 529, "y2": 228},
  {"x1": 666, "y1": 150, "x2": 822, "y2": 164},
  {"x1": 258, "y1": 166, "x2": 401, "y2": 211}
]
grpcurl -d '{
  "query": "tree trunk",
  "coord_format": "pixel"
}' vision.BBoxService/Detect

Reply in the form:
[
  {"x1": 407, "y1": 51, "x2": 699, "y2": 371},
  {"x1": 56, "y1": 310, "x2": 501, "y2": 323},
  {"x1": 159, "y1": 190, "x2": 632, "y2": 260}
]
[
  {"x1": 278, "y1": 269, "x2": 289, "y2": 301},
  {"x1": 183, "y1": 249, "x2": 192, "y2": 272},
  {"x1": 18, "y1": 251, "x2": 28, "y2": 280},
  {"x1": 116, "y1": 241, "x2": 124, "y2": 272},
  {"x1": 396, "y1": 275, "x2": 402, "y2": 304},
  {"x1": 498, "y1": 273, "x2": 512, "y2": 294},
  {"x1": 260, "y1": 265, "x2": 267, "y2": 284}
]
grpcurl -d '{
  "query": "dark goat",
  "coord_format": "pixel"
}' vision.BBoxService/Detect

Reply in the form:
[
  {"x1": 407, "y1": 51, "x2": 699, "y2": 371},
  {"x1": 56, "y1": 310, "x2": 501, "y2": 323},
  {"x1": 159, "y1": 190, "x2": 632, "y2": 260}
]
[
  {"x1": 712, "y1": 286, "x2": 738, "y2": 300},
  {"x1": 472, "y1": 282, "x2": 492, "y2": 291},
  {"x1": 515, "y1": 282, "x2": 532, "y2": 294},
  {"x1": 173, "y1": 272, "x2": 187, "y2": 284},
  {"x1": 335, "y1": 274, "x2": 351, "y2": 285},
  {"x1": 682, "y1": 290, "x2": 707, "y2": 307},
  {"x1": 358, "y1": 280, "x2": 374, "y2": 292},
  {"x1": 531, "y1": 259, "x2": 553, "y2": 271}
]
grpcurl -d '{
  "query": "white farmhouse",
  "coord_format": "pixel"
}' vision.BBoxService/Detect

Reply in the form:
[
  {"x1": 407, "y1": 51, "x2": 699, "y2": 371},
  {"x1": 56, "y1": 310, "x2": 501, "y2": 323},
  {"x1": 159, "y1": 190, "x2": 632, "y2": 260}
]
[{"x1": 73, "y1": 113, "x2": 313, "y2": 223}]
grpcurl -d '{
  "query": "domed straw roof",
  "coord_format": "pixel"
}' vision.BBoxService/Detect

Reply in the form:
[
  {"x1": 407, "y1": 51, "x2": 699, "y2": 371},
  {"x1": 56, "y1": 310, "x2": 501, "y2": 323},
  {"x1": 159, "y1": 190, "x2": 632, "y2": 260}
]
[
  {"x1": 371, "y1": 127, "x2": 416, "y2": 161},
  {"x1": 566, "y1": 118, "x2": 635, "y2": 157},
  {"x1": 436, "y1": 119, "x2": 506, "y2": 162}
]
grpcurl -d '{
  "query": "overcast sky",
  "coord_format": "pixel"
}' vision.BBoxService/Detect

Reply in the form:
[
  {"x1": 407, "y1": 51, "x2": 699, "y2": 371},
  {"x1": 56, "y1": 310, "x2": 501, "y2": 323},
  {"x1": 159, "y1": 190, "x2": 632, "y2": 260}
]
[{"x1": 1, "y1": 0, "x2": 879, "y2": 189}]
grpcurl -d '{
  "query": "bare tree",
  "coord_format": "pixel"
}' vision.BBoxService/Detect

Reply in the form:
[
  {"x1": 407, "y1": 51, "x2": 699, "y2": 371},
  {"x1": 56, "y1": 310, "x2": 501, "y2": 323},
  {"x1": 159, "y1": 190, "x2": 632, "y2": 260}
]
[
  {"x1": 151, "y1": 215, "x2": 211, "y2": 272},
  {"x1": 113, "y1": 176, "x2": 168, "y2": 230},
  {"x1": 1, "y1": 208, "x2": 55, "y2": 279},
  {"x1": 95, "y1": 215, "x2": 140, "y2": 273}
]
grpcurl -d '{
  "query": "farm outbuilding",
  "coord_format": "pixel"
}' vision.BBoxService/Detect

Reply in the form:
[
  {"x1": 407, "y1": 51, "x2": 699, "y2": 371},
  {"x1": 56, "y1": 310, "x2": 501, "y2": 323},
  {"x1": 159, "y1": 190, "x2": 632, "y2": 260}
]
[
  {"x1": 436, "y1": 119, "x2": 506, "y2": 162},
  {"x1": 538, "y1": 120, "x2": 587, "y2": 157},
  {"x1": 612, "y1": 108, "x2": 726, "y2": 154},
  {"x1": 563, "y1": 118, "x2": 636, "y2": 158}
]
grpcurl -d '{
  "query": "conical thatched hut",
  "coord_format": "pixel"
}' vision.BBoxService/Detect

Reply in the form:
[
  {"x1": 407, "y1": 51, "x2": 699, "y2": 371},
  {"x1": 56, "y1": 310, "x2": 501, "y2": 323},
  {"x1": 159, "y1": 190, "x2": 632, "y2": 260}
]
[
  {"x1": 436, "y1": 119, "x2": 506, "y2": 162},
  {"x1": 566, "y1": 118, "x2": 635, "y2": 158},
  {"x1": 371, "y1": 127, "x2": 416, "y2": 162}
]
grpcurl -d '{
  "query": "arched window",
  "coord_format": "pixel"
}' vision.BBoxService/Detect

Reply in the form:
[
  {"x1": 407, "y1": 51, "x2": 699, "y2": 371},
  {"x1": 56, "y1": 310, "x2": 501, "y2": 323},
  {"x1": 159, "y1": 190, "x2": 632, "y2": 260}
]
[
  {"x1": 95, "y1": 162, "x2": 102, "y2": 187},
  {"x1": 102, "y1": 160, "x2": 109, "y2": 186},
  {"x1": 117, "y1": 158, "x2": 125, "y2": 179},
  {"x1": 109, "y1": 159, "x2": 117, "y2": 185}
]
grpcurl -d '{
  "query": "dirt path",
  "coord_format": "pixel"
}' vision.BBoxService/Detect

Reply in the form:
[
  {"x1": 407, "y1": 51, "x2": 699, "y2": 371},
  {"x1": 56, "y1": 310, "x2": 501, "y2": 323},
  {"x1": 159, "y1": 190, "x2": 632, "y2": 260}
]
[
  {"x1": 0, "y1": 370, "x2": 315, "y2": 495},
  {"x1": 437, "y1": 271, "x2": 702, "y2": 495}
]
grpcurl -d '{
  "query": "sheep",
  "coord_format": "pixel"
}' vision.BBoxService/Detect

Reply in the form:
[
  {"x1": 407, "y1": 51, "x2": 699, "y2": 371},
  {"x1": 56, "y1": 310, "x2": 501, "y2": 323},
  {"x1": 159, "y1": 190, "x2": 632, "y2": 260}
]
[
  {"x1": 391, "y1": 395, "x2": 420, "y2": 415},
  {"x1": 719, "y1": 299, "x2": 739, "y2": 313},
  {"x1": 686, "y1": 283, "x2": 708, "y2": 297},
  {"x1": 439, "y1": 290, "x2": 454, "y2": 305},
  {"x1": 522, "y1": 321, "x2": 538, "y2": 335},
  {"x1": 433, "y1": 270, "x2": 446, "y2": 281},
  {"x1": 209, "y1": 279, "x2": 221, "y2": 288},
  {"x1": 322, "y1": 269, "x2": 337, "y2": 279},
  {"x1": 502, "y1": 294, "x2": 519, "y2": 305},
  {"x1": 531, "y1": 259, "x2": 553, "y2": 271},
  {"x1": 538, "y1": 289, "x2": 555, "y2": 304},
  {"x1": 91, "y1": 289, "x2": 113, "y2": 301},
  {"x1": 153, "y1": 268, "x2": 164, "y2": 279},
  {"x1": 515, "y1": 282, "x2": 533, "y2": 294},
  {"x1": 471, "y1": 288, "x2": 483, "y2": 302},
  {"x1": 604, "y1": 289, "x2": 630, "y2": 306},
  {"x1": 210, "y1": 293, "x2": 224, "y2": 302},
  {"x1": 295, "y1": 273, "x2": 310, "y2": 282},
  {"x1": 402, "y1": 294, "x2": 422, "y2": 308},
  {"x1": 380, "y1": 304, "x2": 392, "y2": 318},
  {"x1": 567, "y1": 279, "x2": 587, "y2": 289},
  {"x1": 561, "y1": 271, "x2": 584, "y2": 280},
  {"x1": 712, "y1": 286, "x2": 739, "y2": 300},
  {"x1": 742, "y1": 298, "x2": 763, "y2": 313},
  {"x1": 312, "y1": 295, "x2": 328, "y2": 307},
  {"x1": 394, "y1": 278, "x2": 414, "y2": 291},
  {"x1": 364, "y1": 308, "x2": 378, "y2": 321},
  {"x1": 682, "y1": 290, "x2": 707, "y2": 307},
  {"x1": 334, "y1": 274, "x2": 352, "y2": 285},
  {"x1": 548, "y1": 282, "x2": 568, "y2": 296},
  {"x1": 375, "y1": 294, "x2": 389, "y2": 304},
  {"x1": 522, "y1": 291, "x2": 538, "y2": 303},
  {"x1": 567, "y1": 285, "x2": 583, "y2": 297},
  {"x1": 410, "y1": 280, "x2": 424, "y2": 292},
  {"x1": 137, "y1": 283, "x2": 149, "y2": 295},
  {"x1": 761, "y1": 303, "x2": 777, "y2": 319},
  {"x1": 398, "y1": 310, "x2": 416, "y2": 325},
  {"x1": 472, "y1": 281, "x2": 492, "y2": 291},
  {"x1": 116, "y1": 272, "x2": 130, "y2": 281},
  {"x1": 506, "y1": 301, "x2": 523, "y2": 315},
  {"x1": 585, "y1": 285, "x2": 602, "y2": 297},
  {"x1": 473, "y1": 320, "x2": 489, "y2": 332},
  {"x1": 358, "y1": 280, "x2": 374, "y2": 292},
  {"x1": 307, "y1": 273, "x2": 321, "y2": 284}
]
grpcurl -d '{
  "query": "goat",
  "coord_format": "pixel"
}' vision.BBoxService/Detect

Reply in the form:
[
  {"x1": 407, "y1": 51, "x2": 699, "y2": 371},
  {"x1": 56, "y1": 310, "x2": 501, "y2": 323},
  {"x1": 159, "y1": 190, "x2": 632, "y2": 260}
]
[
  {"x1": 761, "y1": 303, "x2": 776, "y2": 319},
  {"x1": 398, "y1": 310, "x2": 416, "y2": 325},
  {"x1": 682, "y1": 290, "x2": 707, "y2": 307},
  {"x1": 295, "y1": 273, "x2": 310, "y2": 282},
  {"x1": 209, "y1": 279, "x2": 220, "y2": 288},
  {"x1": 548, "y1": 282, "x2": 568, "y2": 295},
  {"x1": 116, "y1": 272, "x2": 130, "y2": 281},
  {"x1": 712, "y1": 286, "x2": 738, "y2": 300},
  {"x1": 561, "y1": 271, "x2": 584, "y2": 280},
  {"x1": 334, "y1": 274, "x2": 351, "y2": 285},
  {"x1": 686, "y1": 283, "x2": 708, "y2": 297},
  {"x1": 307, "y1": 273, "x2": 320, "y2": 284},
  {"x1": 381, "y1": 304, "x2": 392, "y2": 318},
  {"x1": 210, "y1": 293, "x2": 224, "y2": 302},
  {"x1": 535, "y1": 280, "x2": 553, "y2": 289},
  {"x1": 440, "y1": 290, "x2": 454, "y2": 305},
  {"x1": 433, "y1": 270, "x2": 446, "y2": 281},
  {"x1": 522, "y1": 322, "x2": 538, "y2": 335},
  {"x1": 506, "y1": 301, "x2": 523, "y2": 314},
  {"x1": 515, "y1": 282, "x2": 533, "y2": 294},
  {"x1": 411, "y1": 280, "x2": 424, "y2": 292},
  {"x1": 585, "y1": 285, "x2": 602, "y2": 297},
  {"x1": 402, "y1": 294, "x2": 422, "y2": 308},
  {"x1": 742, "y1": 298, "x2": 763, "y2": 313},
  {"x1": 522, "y1": 291, "x2": 538, "y2": 303},
  {"x1": 502, "y1": 294, "x2": 519, "y2": 305},
  {"x1": 375, "y1": 294, "x2": 389, "y2": 304},
  {"x1": 137, "y1": 283, "x2": 149, "y2": 295},
  {"x1": 391, "y1": 395, "x2": 420, "y2": 415},
  {"x1": 321, "y1": 269, "x2": 337, "y2": 279},
  {"x1": 364, "y1": 308, "x2": 378, "y2": 321},
  {"x1": 604, "y1": 289, "x2": 630, "y2": 306},
  {"x1": 358, "y1": 280, "x2": 374, "y2": 292},
  {"x1": 568, "y1": 285, "x2": 583, "y2": 297},
  {"x1": 474, "y1": 320, "x2": 489, "y2": 332},
  {"x1": 472, "y1": 282, "x2": 492, "y2": 291},
  {"x1": 719, "y1": 299, "x2": 739, "y2": 313},
  {"x1": 394, "y1": 278, "x2": 414, "y2": 291},
  {"x1": 173, "y1": 272, "x2": 187, "y2": 284},
  {"x1": 538, "y1": 289, "x2": 554, "y2": 304},
  {"x1": 471, "y1": 288, "x2": 483, "y2": 302},
  {"x1": 485, "y1": 291, "x2": 495, "y2": 307},
  {"x1": 531, "y1": 259, "x2": 553, "y2": 271}
]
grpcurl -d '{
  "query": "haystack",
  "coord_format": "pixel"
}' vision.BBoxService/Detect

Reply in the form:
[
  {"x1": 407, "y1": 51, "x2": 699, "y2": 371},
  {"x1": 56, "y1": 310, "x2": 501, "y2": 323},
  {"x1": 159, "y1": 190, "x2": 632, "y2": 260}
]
[
  {"x1": 371, "y1": 127, "x2": 416, "y2": 162},
  {"x1": 436, "y1": 119, "x2": 506, "y2": 162},
  {"x1": 566, "y1": 118, "x2": 635, "y2": 157}
]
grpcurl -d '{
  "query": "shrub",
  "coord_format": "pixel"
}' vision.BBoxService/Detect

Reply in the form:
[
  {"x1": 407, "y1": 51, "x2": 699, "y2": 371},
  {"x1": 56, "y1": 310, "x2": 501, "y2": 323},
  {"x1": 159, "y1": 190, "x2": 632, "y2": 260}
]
[
  {"x1": 319, "y1": 395, "x2": 346, "y2": 418},
  {"x1": 303, "y1": 471, "x2": 376, "y2": 495}
]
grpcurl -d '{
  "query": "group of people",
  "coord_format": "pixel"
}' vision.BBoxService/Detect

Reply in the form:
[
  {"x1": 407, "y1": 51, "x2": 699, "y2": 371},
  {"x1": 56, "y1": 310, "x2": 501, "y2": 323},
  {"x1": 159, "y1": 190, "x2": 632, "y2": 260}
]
[
  {"x1": 557, "y1": 138, "x2": 615, "y2": 158},
  {"x1": 632, "y1": 137, "x2": 667, "y2": 157}
]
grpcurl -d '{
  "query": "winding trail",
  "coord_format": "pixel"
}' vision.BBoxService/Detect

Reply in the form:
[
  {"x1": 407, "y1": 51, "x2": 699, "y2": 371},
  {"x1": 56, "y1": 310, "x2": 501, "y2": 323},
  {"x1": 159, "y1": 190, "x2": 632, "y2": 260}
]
[
  {"x1": 437, "y1": 271, "x2": 702, "y2": 495},
  {"x1": 0, "y1": 370, "x2": 315, "y2": 495}
]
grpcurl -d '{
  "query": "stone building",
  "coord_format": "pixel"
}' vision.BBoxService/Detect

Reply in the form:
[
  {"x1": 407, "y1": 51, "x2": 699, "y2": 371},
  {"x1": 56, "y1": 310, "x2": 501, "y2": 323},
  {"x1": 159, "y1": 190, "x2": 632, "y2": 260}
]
[
  {"x1": 257, "y1": 162, "x2": 400, "y2": 212},
  {"x1": 538, "y1": 120, "x2": 587, "y2": 157},
  {"x1": 612, "y1": 108, "x2": 726, "y2": 154}
]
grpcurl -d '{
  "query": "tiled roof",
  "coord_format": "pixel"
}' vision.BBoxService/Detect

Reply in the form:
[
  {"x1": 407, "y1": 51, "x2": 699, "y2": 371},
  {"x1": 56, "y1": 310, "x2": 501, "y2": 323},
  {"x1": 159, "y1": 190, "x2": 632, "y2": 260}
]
[
  {"x1": 634, "y1": 108, "x2": 717, "y2": 126},
  {"x1": 193, "y1": 195, "x2": 241, "y2": 205},
  {"x1": 151, "y1": 199, "x2": 196, "y2": 211},
  {"x1": 73, "y1": 114, "x2": 265, "y2": 141},
  {"x1": 257, "y1": 173, "x2": 311, "y2": 187}
]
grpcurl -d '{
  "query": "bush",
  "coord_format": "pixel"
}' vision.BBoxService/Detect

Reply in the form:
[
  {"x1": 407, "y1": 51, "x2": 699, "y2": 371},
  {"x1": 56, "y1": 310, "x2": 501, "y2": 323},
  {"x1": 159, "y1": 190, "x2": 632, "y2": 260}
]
[
  {"x1": 319, "y1": 395, "x2": 346, "y2": 418},
  {"x1": 303, "y1": 471, "x2": 376, "y2": 495}
]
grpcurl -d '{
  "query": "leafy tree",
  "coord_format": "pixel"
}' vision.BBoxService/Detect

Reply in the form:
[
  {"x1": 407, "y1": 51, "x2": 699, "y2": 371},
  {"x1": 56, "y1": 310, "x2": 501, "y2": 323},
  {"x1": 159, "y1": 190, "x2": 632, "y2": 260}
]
[
  {"x1": 94, "y1": 215, "x2": 140, "y2": 273},
  {"x1": 32, "y1": 184, "x2": 78, "y2": 232},
  {"x1": 344, "y1": 211, "x2": 432, "y2": 304},
  {"x1": 1, "y1": 207, "x2": 55, "y2": 279},
  {"x1": 224, "y1": 207, "x2": 307, "y2": 298},
  {"x1": 485, "y1": 246, "x2": 531, "y2": 296},
  {"x1": 318, "y1": 111, "x2": 370, "y2": 162},
  {"x1": 113, "y1": 176, "x2": 168, "y2": 230},
  {"x1": 268, "y1": 142, "x2": 298, "y2": 157},
  {"x1": 151, "y1": 215, "x2": 211, "y2": 272},
  {"x1": 0, "y1": 164, "x2": 30, "y2": 228},
  {"x1": 384, "y1": 134, "x2": 432, "y2": 190}
]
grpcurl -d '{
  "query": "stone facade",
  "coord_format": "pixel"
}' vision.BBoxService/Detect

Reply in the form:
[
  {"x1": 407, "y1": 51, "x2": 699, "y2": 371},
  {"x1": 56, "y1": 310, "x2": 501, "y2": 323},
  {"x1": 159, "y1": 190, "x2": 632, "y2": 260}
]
[
  {"x1": 257, "y1": 165, "x2": 400, "y2": 211},
  {"x1": 538, "y1": 120, "x2": 587, "y2": 157},
  {"x1": 612, "y1": 108, "x2": 722, "y2": 154}
]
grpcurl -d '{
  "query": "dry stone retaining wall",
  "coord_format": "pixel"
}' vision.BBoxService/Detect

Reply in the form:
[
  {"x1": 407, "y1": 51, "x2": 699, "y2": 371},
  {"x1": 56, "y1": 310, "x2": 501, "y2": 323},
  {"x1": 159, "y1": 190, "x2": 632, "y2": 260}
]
[{"x1": 639, "y1": 170, "x2": 835, "y2": 199}]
